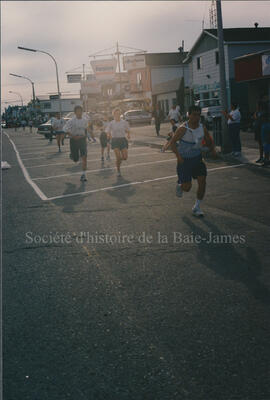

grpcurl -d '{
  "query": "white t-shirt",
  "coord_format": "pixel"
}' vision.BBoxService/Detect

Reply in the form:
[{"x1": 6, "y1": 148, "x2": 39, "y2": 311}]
[
  {"x1": 51, "y1": 117, "x2": 65, "y2": 131},
  {"x1": 63, "y1": 116, "x2": 89, "y2": 137},
  {"x1": 228, "y1": 109, "x2": 241, "y2": 125},
  {"x1": 168, "y1": 108, "x2": 181, "y2": 122},
  {"x1": 106, "y1": 119, "x2": 130, "y2": 138}
]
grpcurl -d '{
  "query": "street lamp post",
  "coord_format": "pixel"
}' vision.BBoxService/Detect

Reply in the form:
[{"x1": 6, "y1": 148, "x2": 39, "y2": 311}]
[
  {"x1": 9, "y1": 90, "x2": 23, "y2": 106},
  {"x1": 9, "y1": 73, "x2": 35, "y2": 108},
  {"x1": 18, "y1": 46, "x2": 62, "y2": 117},
  {"x1": 216, "y1": 0, "x2": 231, "y2": 153}
]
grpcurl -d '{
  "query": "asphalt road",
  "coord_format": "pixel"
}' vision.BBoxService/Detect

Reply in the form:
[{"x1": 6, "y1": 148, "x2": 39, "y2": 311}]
[{"x1": 2, "y1": 127, "x2": 270, "y2": 400}]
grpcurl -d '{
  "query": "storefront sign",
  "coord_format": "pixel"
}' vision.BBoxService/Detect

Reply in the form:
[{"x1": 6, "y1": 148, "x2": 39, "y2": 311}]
[{"x1": 123, "y1": 55, "x2": 145, "y2": 71}]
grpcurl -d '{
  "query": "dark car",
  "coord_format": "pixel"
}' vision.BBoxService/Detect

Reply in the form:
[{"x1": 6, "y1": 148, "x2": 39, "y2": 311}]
[{"x1": 37, "y1": 118, "x2": 70, "y2": 138}]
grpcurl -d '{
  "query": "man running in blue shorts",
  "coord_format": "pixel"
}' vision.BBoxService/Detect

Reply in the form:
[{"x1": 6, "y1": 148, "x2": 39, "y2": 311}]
[{"x1": 170, "y1": 105, "x2": 216, "y2": 217}]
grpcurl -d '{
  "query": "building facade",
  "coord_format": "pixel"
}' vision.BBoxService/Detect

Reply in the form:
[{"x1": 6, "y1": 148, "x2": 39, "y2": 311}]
[
  {"x1": 184, "y1": 27, "x2": 270, "y2": 112},
  {"x1": 234, "y1": 49, "x2": 270, "y2": 112},
  {"x1": 124, "y1": 52, "x2": 190, "y2": 114},
  {"x1": 36, "y1": 94, "x2": 82, "y2": 116}
]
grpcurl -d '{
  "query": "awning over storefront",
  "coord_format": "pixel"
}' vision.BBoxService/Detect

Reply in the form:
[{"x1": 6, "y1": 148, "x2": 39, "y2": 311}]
[{"x1": 234, "y1": 49, "x2": 270, "y2": 82}]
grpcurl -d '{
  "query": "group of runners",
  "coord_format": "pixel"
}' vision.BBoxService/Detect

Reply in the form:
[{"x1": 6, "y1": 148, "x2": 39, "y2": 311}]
[{"x1": 46, "y1": 104, "x2": 216, "y2": 217}]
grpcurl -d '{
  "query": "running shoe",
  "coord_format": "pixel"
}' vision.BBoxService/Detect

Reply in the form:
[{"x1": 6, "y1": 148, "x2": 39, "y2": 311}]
[
  {"x1": 192, "y1": 206, "x2": 204, "y2": 217},
  {"x1": 234, "y1": 152, "x2": 242, "y2": 157},
  {"x1": 80, "y1": 174, "x2": 87, "y2": 182},
  {"x1": 256, "y1": 157, "x2": 264, "y2": 163},
  {"x1": 262, "y1": 160, "x2": 270, "y2": 167},
  {"x1": 176, "y1": 184, "x2": 183, "y2": 198}
]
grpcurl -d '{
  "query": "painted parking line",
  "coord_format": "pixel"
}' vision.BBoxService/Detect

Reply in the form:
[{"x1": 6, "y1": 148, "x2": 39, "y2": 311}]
[
  {"x1": 5, "y1": 130, "x2": 248, "y2": 203},
  {"x1": 46, "y1": 164, "x2": 246, "y2": 202},
  {"x1": 26, "y1": 152, "x2": 170, "y2": 169},
  {"x1": 32, "y1": 158, "x2": 176, "y2": 181},
  {"x1": 4, "y1": 132, "x2": 48, "y2": 201},
  {"x1": 20, "y1": 146, "x2": 155, "y2": 160}
]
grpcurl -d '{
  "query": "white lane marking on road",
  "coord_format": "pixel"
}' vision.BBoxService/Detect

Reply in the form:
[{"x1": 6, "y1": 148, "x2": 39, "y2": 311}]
[
  {"x1": 45, "y1": 163, "x2": 246, "y2": 201},
  {"x1": 32, "y1": 158, "x2": 176, "y2": 181},
  {"x1": 19, "y1": 145, "x2": 151, "y2": 158},
  {"x1": 47, "y1": 175, "x2": 178, "y2": 201},
  {"x1": 4, "y1": 132, "x2": 48, "y2": 201},
  {"x1": 26, "y1": 152, "x2": 171, "y2": 169},
  {"x1": 44, "y1": 164, "x2": 247, "y2": 201}
]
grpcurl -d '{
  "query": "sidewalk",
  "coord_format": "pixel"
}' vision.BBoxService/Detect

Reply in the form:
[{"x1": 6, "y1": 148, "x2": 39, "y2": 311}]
[{"x1": 132, "y1": 123, "x2": 268, "y2": 167}]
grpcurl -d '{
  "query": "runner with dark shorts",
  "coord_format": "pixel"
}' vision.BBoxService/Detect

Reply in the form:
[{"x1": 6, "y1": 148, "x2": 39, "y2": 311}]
[
  {"x1": 51, "y1": 113, "x2": 65, "y2": 152},
  {"x1": 170, "y1": 105, "x2": 217, "y2": 217},
  {"x1": 63, "y1": 105, "x2": 90, "y2": 182},
  {"x1": 106, "y1": 108, "x2": 130, "y2": 177},
  {"x1": 97, "y1": 120, "x2": 110, "y2": 162}
]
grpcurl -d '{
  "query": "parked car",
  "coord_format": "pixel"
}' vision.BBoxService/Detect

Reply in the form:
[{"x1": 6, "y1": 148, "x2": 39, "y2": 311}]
[
  {"x1": 37, "y1": 117, "x2": 70, "y2": 138},
  {"x1": 122, "y1": 110, "x2": 152, "y2": 126}
]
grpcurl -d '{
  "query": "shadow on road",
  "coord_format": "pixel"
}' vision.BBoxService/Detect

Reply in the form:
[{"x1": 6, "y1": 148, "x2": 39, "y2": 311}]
[
  {"x1": 107, "y1": 176, "x2": 136, "y2": 204},
  {"x1": 182, "y1": 215, "x2": 270, "y2": 305},
  {"x1": 52, "y1": 182, "x2": 89, "y2": 213}
]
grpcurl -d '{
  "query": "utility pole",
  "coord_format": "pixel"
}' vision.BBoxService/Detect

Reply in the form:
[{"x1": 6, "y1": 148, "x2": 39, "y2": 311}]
[
  {"x1": 31, "y1": 81, "x2": 36, "y2": 110},
  {"x1": 216, "y1": 0, "x2": 231, "y2": 153},
  {"x1": 116, "y1": 41, "x2": 122, "y2": 96}
]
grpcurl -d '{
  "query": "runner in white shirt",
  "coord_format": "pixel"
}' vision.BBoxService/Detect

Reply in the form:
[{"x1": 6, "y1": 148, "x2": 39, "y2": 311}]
[
  {"x1": 63, "y1": 105, "x2": 91, "y2": 182},
  {"x1": 168, "y1": 105, "x2": 181, "y2": 123},
  {"x1": 51, "y1": 113, "x2": 66, "y2": 152},
  {"x1": 106, "y1": 108, "x2": 130, "y2": 177}
]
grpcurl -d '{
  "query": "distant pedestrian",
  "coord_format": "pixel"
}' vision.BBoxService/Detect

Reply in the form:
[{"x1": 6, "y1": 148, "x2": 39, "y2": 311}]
[
  {"x1": 168, "y1": 105, "x2": 181, "y2": 123},
  {"x1": 253, "y1": 101, "x2": 264, "y2": 163},
  {"x1": 21, "y1": 119, "x2": 27, "y2": 131},
  {"x1": 97, "y1": 120, "x2": 110, "y2": 162},
  {"x1": 153, "y1": 104, "x2": 163, "y2": 136},
  {"x1": 88, "y1": 121, "x2": 96, "y2": 143},
  {"x1": 51, "y1": 113, "x2": 66, "y2": 152},
  {"x1": 260, "y1": 95, "x2": 270, "y2": 167},
  {"x1": 161, "y1": 119, "x2": 179, "y2": 153},
  {"x1": 222, "y1": 103, "x2": 241, "y2": 157},
  {"x1": 28, "y1": 119, "x2": 33, "y2": 133}
]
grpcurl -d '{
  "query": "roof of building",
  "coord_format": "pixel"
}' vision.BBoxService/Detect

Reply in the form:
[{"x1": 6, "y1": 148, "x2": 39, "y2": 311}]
[
  {"x1": 152, "y1": 78, "x2": 182, "y2": 96},
  {"x1": 137, "y1": 52, "x2": 188, "y2": 66},
  {"x1": 184, "y1": 27, "x2": 270, "y2": 61},
  {"x1": 234, "y1": 48, "x2": 270, "y2": 61},
  {"x1": 205, "y1": 27, "x2": 270, "y2": 42}
]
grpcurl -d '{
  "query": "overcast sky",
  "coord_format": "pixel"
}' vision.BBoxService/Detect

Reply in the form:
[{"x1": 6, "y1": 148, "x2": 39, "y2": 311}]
[{"x1": 1, "y1": 0, "x2": 270, "y2": 109}]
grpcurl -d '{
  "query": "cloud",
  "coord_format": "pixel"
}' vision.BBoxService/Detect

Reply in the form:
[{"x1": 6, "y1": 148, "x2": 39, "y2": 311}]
[{"x1": 1, "y1": 0, "x2": 270, "y2": 107}]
